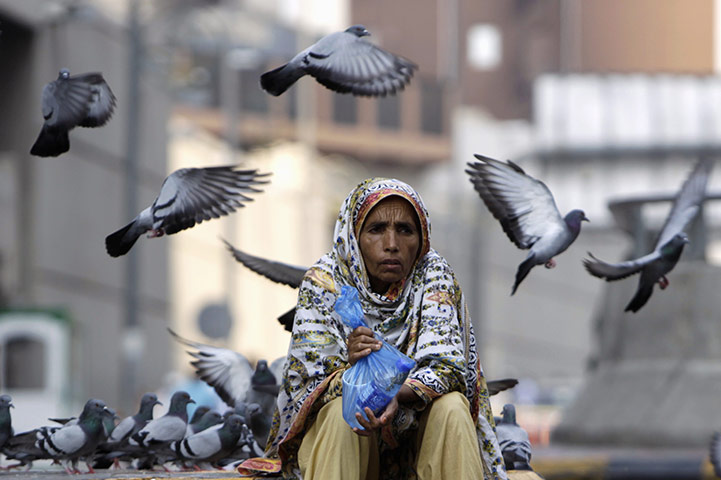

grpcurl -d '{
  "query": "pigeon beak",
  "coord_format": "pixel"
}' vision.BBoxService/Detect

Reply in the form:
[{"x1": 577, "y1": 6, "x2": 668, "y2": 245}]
[
  {"x1": 582, "y1": 215, "x2": 590, "y2": 222},
  {"x1": 361, "y1": 28, "x2": 370, "y2": 36},
  {"x1": 9, "y1": 404, "x2": 14, "y2": 409},
  {"x1": 189, "y1": 399, "x2": 196, "y2": 404},
  {"x1": 155, "y1": 400, "x2": 163, "y2": 406}
]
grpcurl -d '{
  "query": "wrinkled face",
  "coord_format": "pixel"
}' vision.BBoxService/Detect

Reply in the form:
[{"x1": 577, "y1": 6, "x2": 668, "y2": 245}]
[{"x1": 358, "y1": 196, "x2": 421, "y2": 294}]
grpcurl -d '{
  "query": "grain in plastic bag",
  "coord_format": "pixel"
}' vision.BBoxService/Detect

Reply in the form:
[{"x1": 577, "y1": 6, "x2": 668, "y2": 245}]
[{"x1": 334, "y1": 285, "x2": 415, "y2": 430}]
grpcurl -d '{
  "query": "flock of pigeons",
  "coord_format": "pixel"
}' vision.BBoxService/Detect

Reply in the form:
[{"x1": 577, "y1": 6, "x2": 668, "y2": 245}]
[{"x1": 17, "y1": 19, "x2": 719, "y2": 473}]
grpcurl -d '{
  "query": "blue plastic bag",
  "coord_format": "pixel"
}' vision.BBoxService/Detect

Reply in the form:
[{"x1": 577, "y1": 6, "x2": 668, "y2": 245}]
[{"x1": 334, "y1": 285, "x2": 416, "y2": 430}]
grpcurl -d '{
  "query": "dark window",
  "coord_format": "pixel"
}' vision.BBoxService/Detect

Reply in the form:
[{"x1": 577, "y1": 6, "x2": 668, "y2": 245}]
[
  {"x1": 333, "y1": 94, "x2": 357, "y2": 125},
  {"x1": 377, "y1": 95, "x2": 400, "y2": 130},
  {"x1": 4, "y1": 336, "x2": 44, "y2": 389},
  {"x1": 421, "y1": 79, "x2": 444, "y2": 134}
]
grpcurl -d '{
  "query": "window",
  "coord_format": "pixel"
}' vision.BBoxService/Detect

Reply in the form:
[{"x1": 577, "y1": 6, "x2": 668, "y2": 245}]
[
  {"x1": 377, "y1": 95, "x2": 401, "y2": 130},
  {"x1": 333, "y1": 94, "x2": 357, "y2": 125},
  {"x1": 4, "y1": 336, "x2": 44, "y2": 389},
  {"x1": 421, "y1": 79, "x2": 444, "y2": 134}
]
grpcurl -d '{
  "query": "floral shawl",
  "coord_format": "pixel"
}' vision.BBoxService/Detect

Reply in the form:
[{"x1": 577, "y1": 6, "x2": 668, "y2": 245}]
[{"x1": 263, "y1": 178, "x2": 506, "y2": 480}]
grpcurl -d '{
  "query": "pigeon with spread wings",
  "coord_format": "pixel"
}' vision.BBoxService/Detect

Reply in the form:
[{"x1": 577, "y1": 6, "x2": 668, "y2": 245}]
[
  {"x1": 223, "y1": 239, "x2": 307, "y2": 331},
  {"x1": 466, "y1": 154, "x2": 589, "y2": 295},
  {"x1": 584, "y1": 159, "x2": 712, "y2": 313},
  {"x1": 105, "y1": 166, "x2": 270, "y2": 257},
  {"x1": 261, "y1": 25, "x2": 416, "y2": 97},
  {"x1": 168, "y1": 329, "x2": 284, "y2": 420},
  {"x1": 31, "y1": 69, "x2": 116, "y2": 157}
]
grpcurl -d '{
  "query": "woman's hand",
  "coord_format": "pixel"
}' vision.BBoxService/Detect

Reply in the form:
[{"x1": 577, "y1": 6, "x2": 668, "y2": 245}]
[
  {"x1": 347, "y1": 326, "x2": 381, "y2": 366},
  {"x1": 353, "y1": 396, "x2": 399, "y2": 437}
]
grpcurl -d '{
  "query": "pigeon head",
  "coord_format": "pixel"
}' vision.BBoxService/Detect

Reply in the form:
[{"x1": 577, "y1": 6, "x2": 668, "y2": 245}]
[
  {"x1": 661, "y1": 232, "x2": 689, "y2": 256},
  {"x1": 0, "y1": 395, "x2": 13, "y2": 409},
  {"x1": 501, "y1": 403, "x2": 517, "y2": 425},
  {"x1": 168, "y1": 390, "x2": 195, "y2": 415},
  {"x1": 81, "y1": 398, "x2": 108, "y2": 416},
  {"x1": 140, "y1": 392, "x2": 162, "y2": 409},
  {"x1": 224, "y1": 414, "x2": 244, "y2": 434},
  {"x1": 564, "y1": 209, "x2": 589, "y2": 232},
  {"x1": 58, "y1": 68, "x2": 70, "y2": 80},
  {"x1": 345, "y1": 24, "x2": 370, "y2": 37},
  {"x1": 195, "y1": 410, "x2": 222, "y2": 431}
]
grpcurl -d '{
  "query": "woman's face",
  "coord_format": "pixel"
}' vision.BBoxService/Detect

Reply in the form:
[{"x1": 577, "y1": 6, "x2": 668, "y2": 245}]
[{"x1": 358, "y1": 196, "x2": 421, "y2": 294}]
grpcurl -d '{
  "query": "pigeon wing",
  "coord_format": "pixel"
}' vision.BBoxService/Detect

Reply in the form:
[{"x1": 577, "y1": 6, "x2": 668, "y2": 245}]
[
  {"x1": 43, "y1": 77, "x2": 94, "y2": 128},
  {"x1": 168, "y1": 329, "x2": 253, "y2": 408},
  {"x1": 139, "y1": 415, "x2": 186, "y2": 444},
  {"x1": 486, "y1": 378, "x2": 519, "y2": 396},
  {"x1": 654, "y1": 159, "x2": 712, "y2": 250},
  {"x1": 223, "y1": 239, "x2": 307, "y2": 288},
  {"x1": 583, "y1": 251, "x2": 661, "y2": 281},
  {"x1": 303, "y1": 32, "x2": 416, "y2": 96},
  {"x1": 466, "y1": 154, "x2": 565, "y2": 250},
  {"x1": 75, "y1": 73, "x2": 116, "y2": 127},
  {"x1": 43, "y1": 424, "x2": 86, "y2": 456},
  {"x1": 107, "y1": 416, "x2": 136, "y2": 444},
  {"x1": 151, "y1": 166, "x2": 270, "y2": 235}
]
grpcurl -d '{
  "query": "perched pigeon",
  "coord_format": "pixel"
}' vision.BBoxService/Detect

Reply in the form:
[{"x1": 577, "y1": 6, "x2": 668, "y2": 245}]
[
  {"x1": 0, "y1": 394, "x2": 14, "y2": 450},
  {"x1": 711, "y1": 431, "x2": 721, "y2": 478},
  {"x1": 466, "y1": 154, "x2": 589, "y2": 295},
  {"x1": 107, "y1": 393, "x2": 161, "y2": 446},
  {"x1": 260, "y1": 24, "x2": 417, "y2": 97},
  {"x1": 584, "y1": 159, "x2": 712, "y2": 312},
  {"x1": 170, "y1": 414, "x2": 244, "y2": 467},
  {"x1": 130, "y1": 391, "x2": 194, "y2": 449},
  {"x1": 168, "y1": 328, "x2": 284, "y2": 420},
  {"x1": 223, "y1": 239, "x2": 307, "y2": 331},
  {"x1": 30, "y1": 69, "x2": 116, "y2": 157},
  {"x1": 186, "y1": 409, "x2": 222, "y2": 437},
  {"x1": 495, "y1": 404, "x2": 533, "y2": 471},
  {"x1": 35, "y1": 398, "x2": 111, "y2": 474},
  {"x1": 245, "y1": 403, "x2": 271, "y2": 450},
  {"x1": 105, "y1": 166, "x2": 270, "y2": 257}
]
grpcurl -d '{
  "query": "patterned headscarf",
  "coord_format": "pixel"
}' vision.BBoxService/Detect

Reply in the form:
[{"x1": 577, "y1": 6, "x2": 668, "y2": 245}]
[{"x1": 264, "y1": 178, "x2": 506, "y2": 480}]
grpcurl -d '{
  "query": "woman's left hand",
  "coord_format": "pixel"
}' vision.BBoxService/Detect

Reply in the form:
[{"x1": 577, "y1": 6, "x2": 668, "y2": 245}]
[{"x1": 352, "y1": 396, "x2": 399, "y2": 437}]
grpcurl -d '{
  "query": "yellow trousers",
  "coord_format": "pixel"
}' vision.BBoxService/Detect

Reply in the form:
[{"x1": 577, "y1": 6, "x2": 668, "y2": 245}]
[{"x1": 298, "y1": 391, "x2": 484, "y2": 480}]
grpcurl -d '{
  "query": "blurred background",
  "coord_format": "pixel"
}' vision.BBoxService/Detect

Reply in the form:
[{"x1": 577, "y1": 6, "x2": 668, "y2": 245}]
[{"x1": 0, "y1": 0, "x2": 720, "y2": 453}]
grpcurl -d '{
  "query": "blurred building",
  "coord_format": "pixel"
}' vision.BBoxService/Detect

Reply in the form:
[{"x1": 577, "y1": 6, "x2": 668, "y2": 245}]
[{"x1": 0, "y1": 0, "x2": 170, "y2": 429}]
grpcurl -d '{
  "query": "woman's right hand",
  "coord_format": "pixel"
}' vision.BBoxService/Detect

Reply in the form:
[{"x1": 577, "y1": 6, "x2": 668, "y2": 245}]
[{"x1": 347, "y1": 326, "x2": 382, "y2": 366}]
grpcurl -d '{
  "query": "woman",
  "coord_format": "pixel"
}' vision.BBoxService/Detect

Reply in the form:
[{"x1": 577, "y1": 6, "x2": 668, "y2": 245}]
[{"x1": 240, "y1": 178, "x2": 506, "y2": 480}]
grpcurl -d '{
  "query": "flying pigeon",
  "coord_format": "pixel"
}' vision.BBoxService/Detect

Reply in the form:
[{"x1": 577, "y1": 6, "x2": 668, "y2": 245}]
[
  {"x1": 223, "y1": 239, "x2": 307, "y2": 331},
  {"x1": 260, "y1": 24, "x2": 417, "y2": 97},
  {"x1": 170, "y1": 414, "x2": 244, "y2": 468},
  {"x1": 30, "y1": 69, "x2": 116, "y2": 157},
  {"x1": 130, "y1": 391, "x2": 194, "y2": 449},
  {"x1": 466, "y1": 154, "x2": 589, "y2": 295},
  {"x1": 495, "y1": 404, "x2": 533, "y2": 471},
  {"x1": 168, "y1": 328, "x2": 284, "y2": 419},
  {"x1": 35, "y1": 398, "x2": 111, "y2": 474},
  {"x1": 487, "y1": 378, "x2": 519, "y2": 396},
  {"x1": 584, "y1": 159, "x2": 712, "y2": 312},
  {"x1": 105, "y1": 166, "x2": 270, "y2": 257}
]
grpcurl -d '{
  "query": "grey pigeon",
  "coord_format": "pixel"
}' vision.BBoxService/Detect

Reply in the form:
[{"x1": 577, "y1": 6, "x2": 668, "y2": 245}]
[
  {"x1": 107, "y1": 392, "x2": 161, "y2": 446},
  {"x1": 130, "y1": 391, "x2": 194, "y2": 449},
  {"x1": 0, "y1": 394, "x2": 13, "y2": 451},
  {"x1": 30, "y1": 68, "x2": 116, "y2": 157},
  {"x1": 711, "y1": 431, "x2": 721, "y2": 478},
  {"x1": 170, "y1": 414, "x2": 244, "y2": 467},
  {"x1": 223, "y1": 239, "x2": 307, "y2": 331},
  {"x1": 466, "y1": 154, "x2": 589, "y2": 295},
  {"x1": 168, "y1": 328, "x2": 284, "y2": 420},
  {"x1": 260, "y1": 24, "x2": 417, "y2": 97},
  {"x1": 245, "y1": 403, "x2": 271, "y2": 450},
  {"x1": 495, "y1": 404, "x2": 533, "y2": 471},
  {"x1": 584, "y1": 159, "x2": 712, "y2": 312},
  {"x1": 35, "y1": 398, "x2": 111, "y2": 474},
  {"x1": 105, "y1": 166, "x2": 270, "y2": 257},
  {"x1": 186, "y1": 409, "x2": 222, "y2": 437}
]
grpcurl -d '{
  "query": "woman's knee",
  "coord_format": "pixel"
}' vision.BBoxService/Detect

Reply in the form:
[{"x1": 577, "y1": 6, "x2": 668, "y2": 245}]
[{"x1": 427, "y1": 391, "x2": 472, "y2": 425}]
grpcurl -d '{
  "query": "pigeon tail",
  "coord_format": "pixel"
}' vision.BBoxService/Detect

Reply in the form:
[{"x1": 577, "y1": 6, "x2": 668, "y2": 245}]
[
  {"x1": 260, "y1": 64, "x2": 305, "y2": 96},
  {"x1": 511, "y1": 257, "x2": 536, "y2": 295},
  {"x1": 624, "y1": 282, "x2": 654, "y2": 313},
  {"x1": 277, "y1": 307, "x2": 295, "y2": 332},
  {"x1": 30, "y1": 126, "x2": 70, "y2": 157},
  {"x1": 105, "y1": 220, "x2": 140, "y2": 257}
]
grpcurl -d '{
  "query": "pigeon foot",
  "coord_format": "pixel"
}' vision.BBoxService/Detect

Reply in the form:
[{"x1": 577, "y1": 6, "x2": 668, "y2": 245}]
[
  {"x1": 147, "y1": 229, "x2": 165, "y2": 238},
  {"x1": 544, "y1": 258, "x2": 556, "y2": 269},
  {"x1": 658, "y1": 276, "x2": 669, "y2": 289}
]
